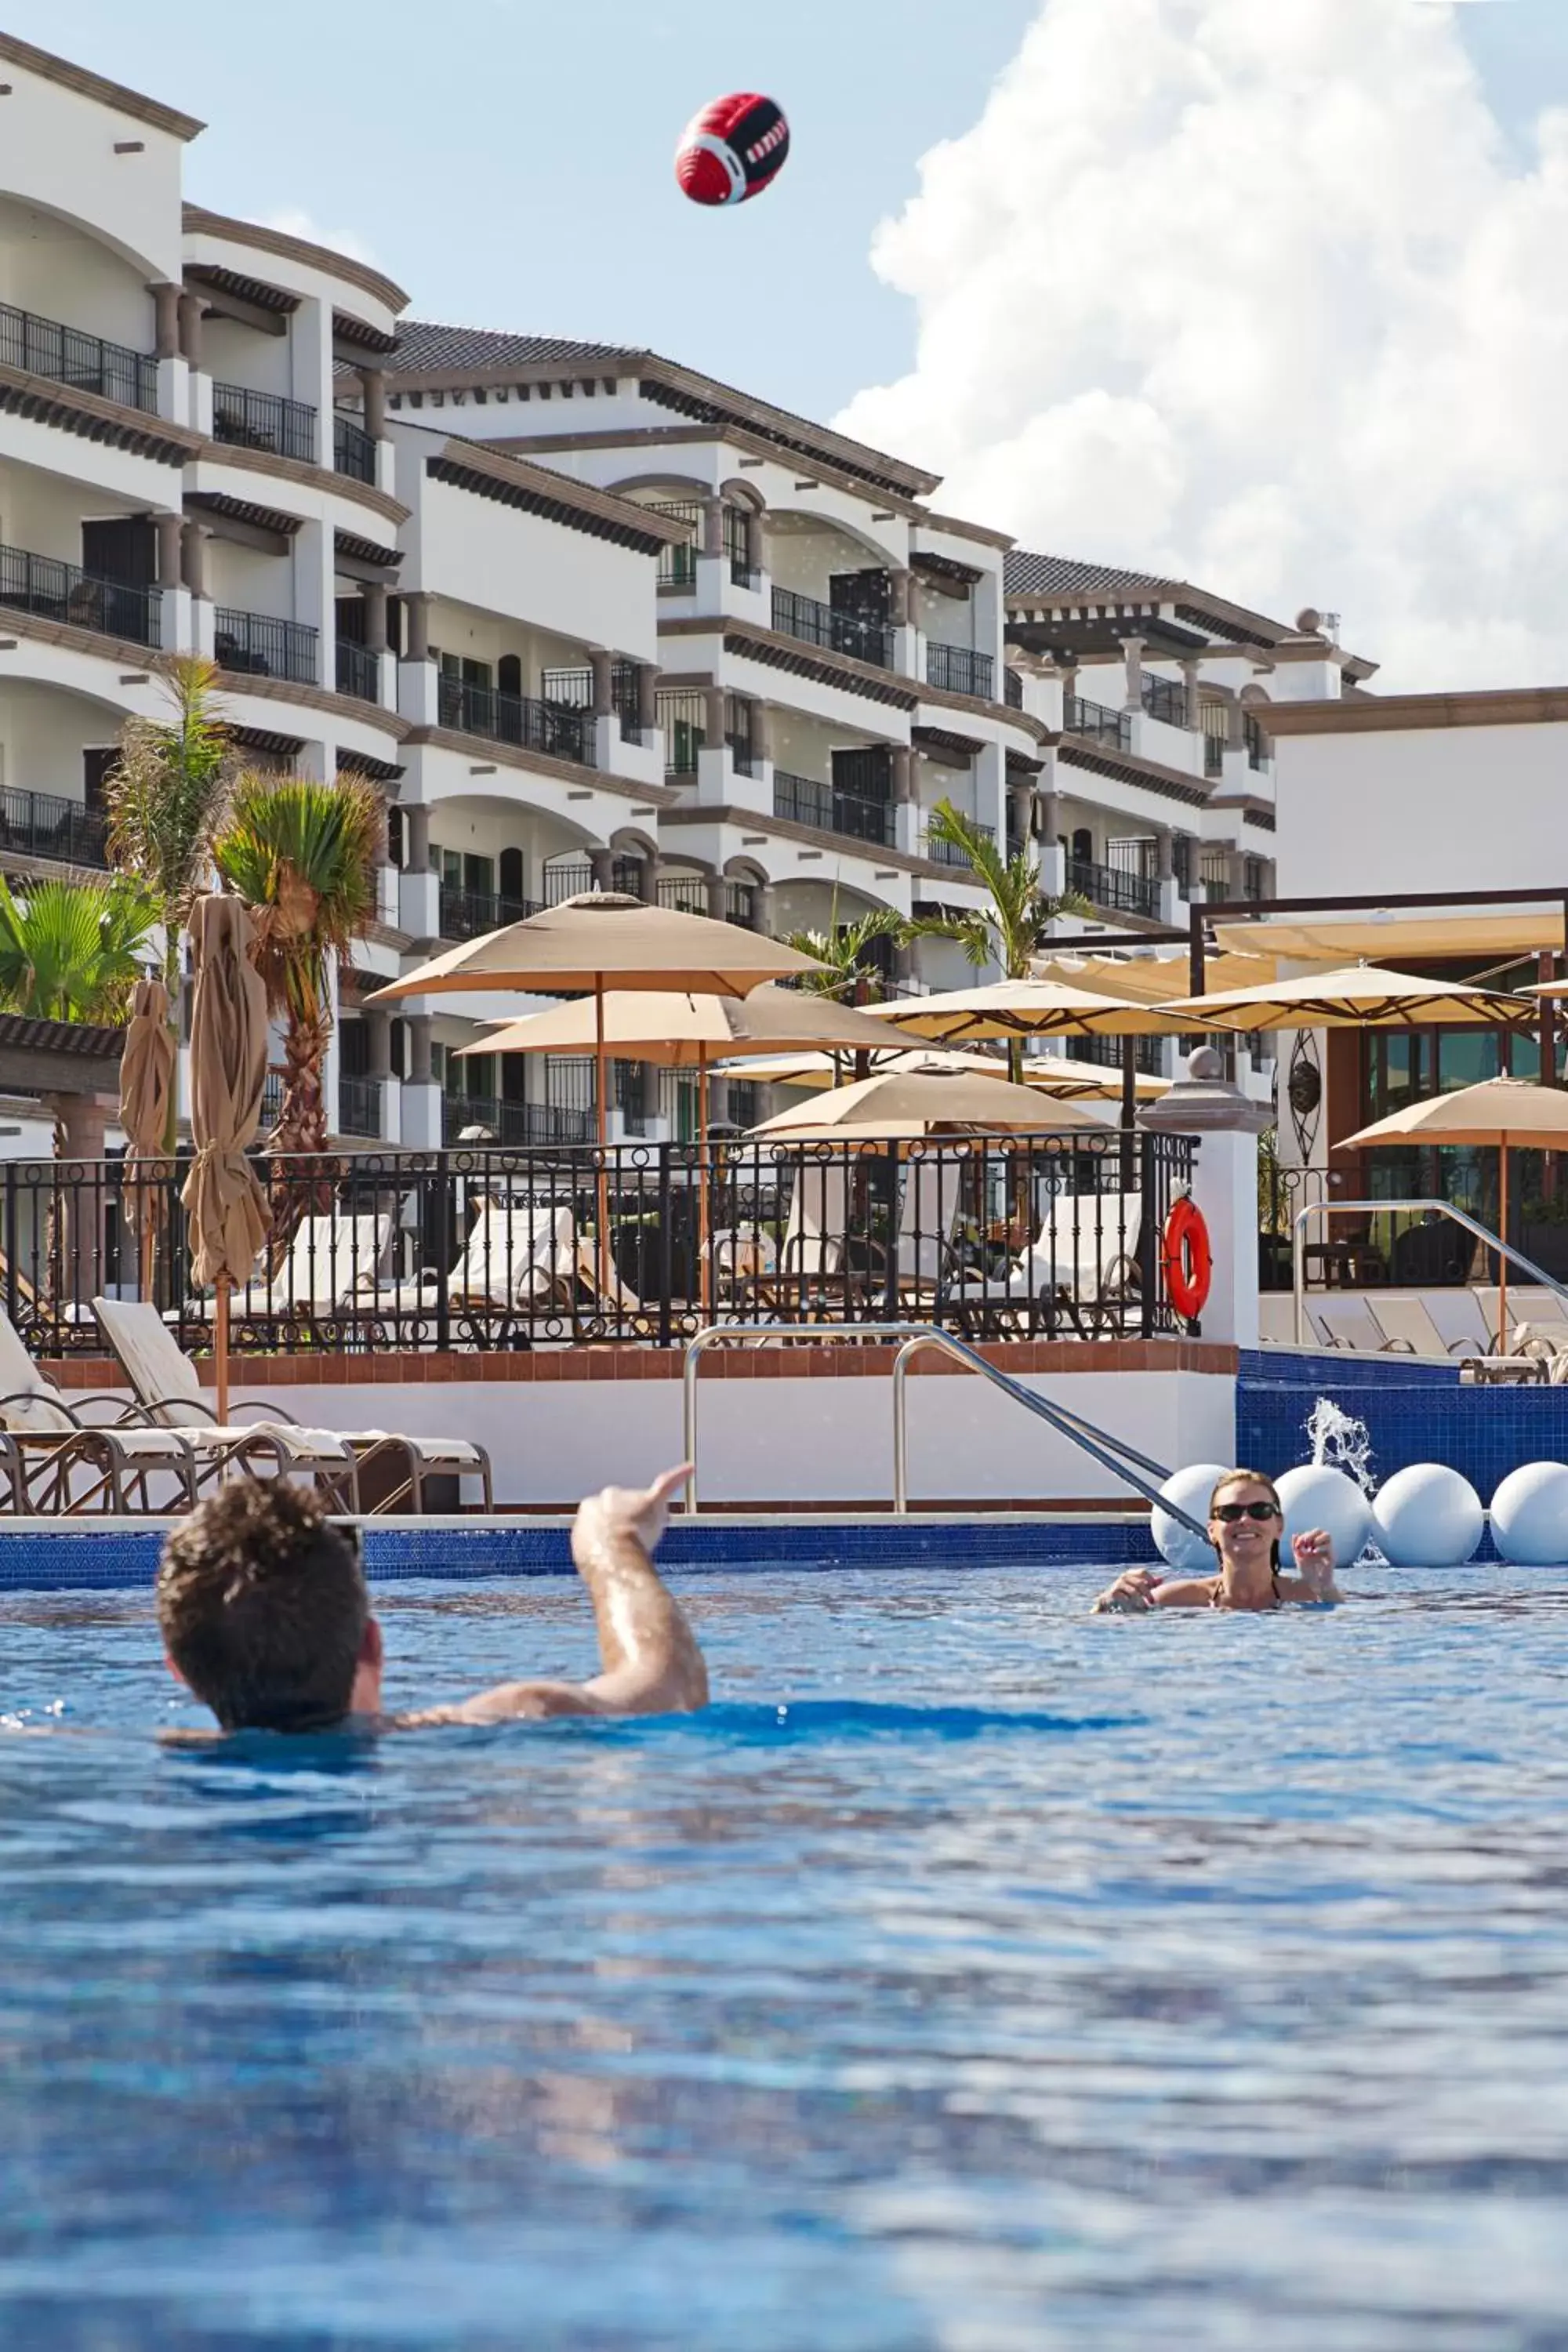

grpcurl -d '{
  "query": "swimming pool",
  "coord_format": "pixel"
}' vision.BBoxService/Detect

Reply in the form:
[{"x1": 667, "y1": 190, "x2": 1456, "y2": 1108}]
[{"x1": 2, "y1": 1564, "x2": 1566, "y2": 2348}]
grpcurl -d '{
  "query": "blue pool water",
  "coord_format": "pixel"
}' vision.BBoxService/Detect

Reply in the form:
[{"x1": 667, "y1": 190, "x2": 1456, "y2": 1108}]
[{"x1": 2, "y1": 1564, "x2": 1567, "y2": 2350}]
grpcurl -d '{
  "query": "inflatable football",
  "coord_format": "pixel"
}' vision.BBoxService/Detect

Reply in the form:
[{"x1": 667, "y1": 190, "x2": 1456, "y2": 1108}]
[{"x1": 676, "y1": 93, "x2": 790, "y2": 208}]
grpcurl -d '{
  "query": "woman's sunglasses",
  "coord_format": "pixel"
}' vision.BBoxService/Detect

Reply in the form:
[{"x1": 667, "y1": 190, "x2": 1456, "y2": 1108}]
[{"x1": 1214, "y1": 1500, "x2": 1281, "y2": 1524}]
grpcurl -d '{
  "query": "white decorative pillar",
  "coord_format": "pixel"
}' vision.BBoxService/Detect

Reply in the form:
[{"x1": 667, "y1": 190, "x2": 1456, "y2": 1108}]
[{"x1": 1138, "y1": 1047, "x2": 1271, "y2": 1348}]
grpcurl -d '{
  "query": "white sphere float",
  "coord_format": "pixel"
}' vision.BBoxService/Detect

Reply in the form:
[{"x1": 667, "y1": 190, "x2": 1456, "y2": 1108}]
[
  {"x1": 1276, "y1": 1465, "x2": 1374, "y2": 1570},
  {"x1": 1151, "y1": 1462, "x2": 1232, "y2": 1575},
  {"x1": 1489, "y1": 1462, "x2": 1568, "y2": 1566},
  {"x1": 1371, "y1": 1464, "x2": 1483, "y2": 1569}
]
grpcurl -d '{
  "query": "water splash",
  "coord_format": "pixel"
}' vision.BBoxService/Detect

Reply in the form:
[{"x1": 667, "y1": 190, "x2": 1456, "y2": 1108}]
[{"x1": 1306, "y1": 1397, "x2": 1376, "y2": 1493}]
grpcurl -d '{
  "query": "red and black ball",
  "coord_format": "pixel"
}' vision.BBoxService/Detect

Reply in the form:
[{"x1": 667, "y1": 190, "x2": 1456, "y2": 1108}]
[{"x1": 675, "y1": 93, "x2": 790, "y2": 208}]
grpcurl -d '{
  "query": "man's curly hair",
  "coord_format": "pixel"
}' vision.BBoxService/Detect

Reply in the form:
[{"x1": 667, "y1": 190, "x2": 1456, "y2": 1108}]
[{"x1": 157, "y1": 1481, "x2": 368, "y2": 1731}]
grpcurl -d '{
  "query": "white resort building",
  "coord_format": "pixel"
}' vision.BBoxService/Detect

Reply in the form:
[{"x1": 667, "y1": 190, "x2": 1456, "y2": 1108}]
[{"x1": 0, "y1": 27, "x2": 1385, "y2": 1158}]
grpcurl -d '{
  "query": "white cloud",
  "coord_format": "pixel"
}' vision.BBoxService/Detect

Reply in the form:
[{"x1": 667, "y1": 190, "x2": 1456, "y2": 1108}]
[
  {"x1": 263, "y1": 209, "x2": 378, "y2": 268},
  {"x1": 837, "y1": 0, "x2": 1568, "y2": 690}
]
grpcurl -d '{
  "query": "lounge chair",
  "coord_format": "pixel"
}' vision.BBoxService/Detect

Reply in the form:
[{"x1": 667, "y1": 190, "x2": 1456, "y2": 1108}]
[
  {"x1": 1367, "y1": 1297, "x2": 1468, "y2": 1359},
  {"x1": 893, "y1": 1160, "x2": 964, "y2": 1298},
  {"x1": 0, "y1": 1308, "x2": 197, "y2": 1515},
  {"x1": 93, "y1": 1299, "x2": 492, "y2": 1513},
  {"x1": 1316, "y1": 1301, "x2": 1414, "y2": 1354},
  {"x1": 944, "y1": 1196, "x2": 1142, "y2": 1338},
  {"x1": 371, "y1": 1201, "x2": 575, "y2": 1319},
  {"x1": 265, "y1": 1212, "x2": 393, "y2": 1316},
  {"x1": 1423, "y1": 1291, "x2": 1500, "y2": 1356}
]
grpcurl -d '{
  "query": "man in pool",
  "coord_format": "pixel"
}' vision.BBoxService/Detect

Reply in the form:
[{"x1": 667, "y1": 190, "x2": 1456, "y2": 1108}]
[
  {"x1": 1092, "y1": 1468, "x2": 1341, "y2": 1613},
  {"x1": 155, "y1": 1465, "x2": 707, "y2": 1732}
]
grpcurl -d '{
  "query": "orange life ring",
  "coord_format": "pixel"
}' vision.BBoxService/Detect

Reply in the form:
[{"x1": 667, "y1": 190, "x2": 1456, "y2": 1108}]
[{"x1": 1163, "y1": 1197, "x2": 1213, "y2": 1324}]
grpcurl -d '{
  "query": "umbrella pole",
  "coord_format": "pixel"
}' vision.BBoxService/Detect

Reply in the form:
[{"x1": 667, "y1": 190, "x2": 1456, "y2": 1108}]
[
  {"x1": 1499, "y1": 1145, "x2": 1510, "y2": 1348},
  {"x1": 698, "y1": 1048, "x2": 711, "y2": 1321},
  {"x1": 594, "y1": 982, "x2": 611, "y2": 1308},
  {"x1": 215, "y1": 1274, "x2": 231, "y2": 1434}
]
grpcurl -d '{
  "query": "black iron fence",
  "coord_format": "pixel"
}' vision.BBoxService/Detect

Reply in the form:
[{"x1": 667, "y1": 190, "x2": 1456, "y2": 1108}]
[
  {"x1": 5, "y1": 1134, "x2": 1200, "y2": 1358},
  {"x1": 771, "y1": 586, "x2": 896, "y2": 672},
  {"x1": 336, "y1": 638, "x2": 381, "y2": 704},
  {"x1": 927, "y1": 644, "x2": 995, "y2": 701},
  {"x1": 1004, "y1": 667, "x2": 1024, "y2": 710},
  {"x1": 1063, "y1": 694, "x2": 1133, "y2": 753},
  {"x1": 438, "y1": 676, "x2": 595, "y2": 767},
  {"x1": 775, "y1": 769, "x2": 895, "y2": 848},
  {"x1": 212, "y1": 381, "x2": 319, "y2": 466},
  {"x1": 0, "y1": 784, "x2": 109, "y2": 870},
  {"x1": 214, "y1": 607, "x2": 318, "y2": 685},
  {"x1": 0, "y1": 543, "x2": 162, "y2": 648},
  {"x1": 438, "y1": 884, "x2": 541, "y2": 942},
  {"x1": 1140, "y1": 673, "x2": 1187, "y2": 728},
  {"x1": 333, "y1": 413, "x2": 378, "y2": 484},
  {"x1": 1, "y1": 299, "x2": 158, "y2": 412},
  {"x1": 1065, "y1": 855, "x2": 1159, "y2": 921}
]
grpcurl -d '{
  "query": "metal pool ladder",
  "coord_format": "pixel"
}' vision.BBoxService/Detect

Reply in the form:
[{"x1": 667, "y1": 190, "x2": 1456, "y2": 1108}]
[{"x1": 680, "y1": 1322, "x2": 1205, "y2": 1533}]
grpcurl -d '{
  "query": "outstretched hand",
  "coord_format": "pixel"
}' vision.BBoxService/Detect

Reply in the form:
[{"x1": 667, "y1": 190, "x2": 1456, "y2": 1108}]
[
  {"x1": 577, "y1": 1463, "x2": 693, "y2": 1558},
  {"x1": 1092, "y1": 1567, "x2": 1163, "y2": 1614},
  {"x1": 1291, "y1": 1526, "x2": 1336, "y2": 1596}
]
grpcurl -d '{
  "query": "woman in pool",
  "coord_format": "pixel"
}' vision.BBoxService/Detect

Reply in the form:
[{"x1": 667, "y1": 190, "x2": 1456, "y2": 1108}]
[{"x1": 1092, "y1": 1469, "x2": 1341, "y2": 1613}]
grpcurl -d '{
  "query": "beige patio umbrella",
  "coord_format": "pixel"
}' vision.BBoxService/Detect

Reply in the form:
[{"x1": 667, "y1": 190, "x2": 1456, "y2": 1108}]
[
  {"x1": 118, "y1": 975, "x2": 176, "y2": 1301},
  {"x1": 748, "y1": 1062, "x2": 1103, "y2": 1142},
  {"x1": 730, "y1": 1044, "x2": 1171, "y2": 1102},
  {"x1": 863, "y1": 976, "x2": 1201, "y2": 1044},
  {"x1": 1340, "y1": 1077, "x2": 1568, "y2": 1339},
  {"x1": 1031, "y1": 952, "x2": 1276, "y2": 1000},
  {"x1": 180, "y1": 895, "x2": 271, "y2": 1426},
  {"x1": 459, "y1": 985, "x2": 896, "y2": 1312},
  {"x1": 1158, "y1": 962, "x2": 1537, "y2": 1030}
]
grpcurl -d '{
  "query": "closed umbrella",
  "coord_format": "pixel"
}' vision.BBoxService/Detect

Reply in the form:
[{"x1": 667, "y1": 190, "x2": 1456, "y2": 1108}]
[
  {"x1": 181, "y1": 895, "x2": 271, "y2": 1426},
  {"x1": 1340, "y1": 1077, "x2": 1568, "y2": 1339},
  {"x1": 118, "y1": 975, "x2": 175, "y2": 1302},
  {"x1": 463, "y1": 985, "x2": 896, "y2": 1314}
]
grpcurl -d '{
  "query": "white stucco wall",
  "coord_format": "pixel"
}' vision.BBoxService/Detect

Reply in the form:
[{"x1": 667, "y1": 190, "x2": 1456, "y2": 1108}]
[{"x1": 0, "y1": 76, "x2": 186, "y2": 286}]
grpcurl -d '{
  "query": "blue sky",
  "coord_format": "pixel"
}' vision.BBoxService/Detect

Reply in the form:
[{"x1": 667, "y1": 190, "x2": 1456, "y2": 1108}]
[{"x1": 16, "y1": 0, "x2": 1559, "y2": 434}]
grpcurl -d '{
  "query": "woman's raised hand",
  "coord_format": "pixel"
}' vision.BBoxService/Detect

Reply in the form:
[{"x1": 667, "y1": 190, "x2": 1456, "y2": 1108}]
[
  {"x1": 1290, "y1": 1526, "x2": 1336, "y2": 1596},
  {"x1": 1092, "y1": 1567, "x2": 1163, "y2": 1614}
]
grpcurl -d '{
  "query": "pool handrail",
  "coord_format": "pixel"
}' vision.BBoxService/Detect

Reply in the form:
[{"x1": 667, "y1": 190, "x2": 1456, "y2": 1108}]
[
  {"x1": 1291, "y1": 1199, "x2": 1568, "y2": 1349},
  {"x1": 680, "y1": 1322, "x2": 1207, "y2": 1533}
]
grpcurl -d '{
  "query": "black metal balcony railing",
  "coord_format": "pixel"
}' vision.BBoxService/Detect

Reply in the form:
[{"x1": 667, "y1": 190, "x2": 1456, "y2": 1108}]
[
  {"x1": 656, "y1": 877, "x2": 706, "y2": 915},
  {"x1": 775, "y1": 770, "x2": 896, "y2": 848},
  {"x1": 1063, "y1": 1033, "x2": 1167, "y2": 1077},
  {"x1": 1140, "y1": 673, "x2": 1187, "y2": 728},
  {"x1": 336, "y1": 639, "x2": 381, "y2": 704},
  {"x1": 731, "y1": 557, "x2": 761, "y2": 590},
  {"x1": 333, "y1": 413, "x2": 378, "y2": 485},
  {"x1": 1063, "y1": 694, "x2": 1134, "y2": 753},
  {"x1": 926, "y1": 644, "x2": 994, "y2": 702},
  {"x1": 212, "y1": 382, "x2": 319, "y2": 466},
  {"x1": 771, "y1": 586, "x2": 896, "y2": 672},
  {"x1": 214, "y1": 608, "x2": 319, "y2": 686},
  {"x1": 1065, "y1": 856, "x2": 1160, "y2": 921},
  {"x1": 336, "y1": 1075, "x2": 383, "y2": 1139},
  {"x1": 928, "y1": 819, "x2": 994, "y2": 869},
  {"x1": 1245, "y1": 713, "x2": 1268, "y2": 770},
  {"x1": 1004, "y1": 666, "x2": 1025, "y2": 710},
  {"x1": 0, "y1": 1133, "x2": 1199, "y2": 1355},
  {"x1": 0, "y1": 543, "x2": 162, "y2": 649},
  {"x1": 439, "y1": 884, "x2": 542, "y2": 942},
  {"x1": 438, "y1": 677, "x2": 596, "y2": 768},
  {"x1": 726, "y1": 882, "x2": 757, "y2": 931},
  {"x1": 0, "y1": 784, "x2": 109, "y2": 871},
  {"x1": 1203, "y1": 729, "x2": 1227, "y2": 778},
  {"x1": 0, "y1": 299, "x2": 158, "y2": 414},
  {"x1": 544, "y1": 861, "x2": 594, "y2": 905},
  {"x1": 648, "y1": 500, "x2": 702, "y2": 591}
]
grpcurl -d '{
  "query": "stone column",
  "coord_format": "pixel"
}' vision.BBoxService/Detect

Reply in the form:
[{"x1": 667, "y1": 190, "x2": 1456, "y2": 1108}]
[
  {"x1": 406, "y1": 1015, "x2": 434, "y2": 1083},
  {"x1": 176, "y1": 290, "x2": 203, "y2": 370},
  {"x1": 405, "y1": 592, "x2": 433, "y2": 663},
  {"x1": 891, "y1": 747, "x2": 916, "y2": 804},
  {"x1": 1154, "y1": 829, "x2": 1174, "y2": 884},
  {"x1": 590, "y1": 846, "x2": 615, "y2": 892},
  {"x1": 744, "y1": 506, "x2": 764, "y2": 574},
  {"x1": 365, "y1": 1007, "x2": 394, "y2": 1080},
  {"x1": 156, "y1": 512, "x2": 183, "y2": 588},
  {"x1": 637, "y1": 855, "x2": 662, "y2": 904},
  {"x1": 1008, "y1": 782, "x2": 1033, "y2": 850},
  {"x1": 360, "y1": 365, "x2": 387, "y2": 441},
  {"x1": 637, "y1": 662, "x2": 659, "y2": 735},
  {"x1": 889, "y1": 569, "x2": 913, "y2": 628},
  {"x1": 701, "y1": 495, "x2": 725, "y2": 559},
  {"x1": 751, "y1": 700, "x2": 771, "y2": 765},
  {"x1": 703, "y1": 684, "x2": 728, "y2": 753},
  {"x1": 590, "y1": 648, "x2": 615, "y2": 718},
  {"x1": 705, "y1": 873, "x2": 728, "y2": 922},
  {"x1": 46, "y1": 1093, "x2": 112, "y2": 1307},
  {"x1": 150, "y1": 282, "x2": 181, "y2": 360},
  {"x1": 1181, "y1": 659, "x2": 1204, "y2": 731},
  {"x1": 404, "y1": 804, "x2": 431, "y2": 876},
  {"x1": 1227, "y1": 693, "x2": 1247, "y2": 752},
  {"x1": 753, "y1": 883, "x2": 775, "y2": 937},
  {"x1": 361, "y1": 581, "x2": 389, "y2": 654},
  {"x1": 180, "y1": 518, "x2": 206, "y2": 598},
  {"x1": 1123, "y1": 635, "x2": 1145, "y2": 711},
  {"x1": 1039, "y1": 789, "x2": 1062, "y2": 844}
]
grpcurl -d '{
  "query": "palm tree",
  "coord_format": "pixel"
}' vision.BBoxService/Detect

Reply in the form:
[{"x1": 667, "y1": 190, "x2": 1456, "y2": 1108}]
[
  {"x1": 0, "y1": 873, "x2": 159, "y2": 1027},
  {"x1": 906, "y1": 802, "x2": 1090, "y2": 1078},
  {"x1": 781, "y1": 905, "x2": 909, "y2": 1005},
  {"x1": 105, "y1": 655, "x2": 234, "y2": 1146},
  {"x1": 212, "y1": 771, "x2": 385, "y2": 1165}
]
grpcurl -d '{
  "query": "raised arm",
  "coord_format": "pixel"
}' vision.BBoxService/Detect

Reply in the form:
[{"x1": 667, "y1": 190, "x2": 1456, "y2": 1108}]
[{"x1": 404, "y1": 1465, "x2": 709, "y2": 1726}]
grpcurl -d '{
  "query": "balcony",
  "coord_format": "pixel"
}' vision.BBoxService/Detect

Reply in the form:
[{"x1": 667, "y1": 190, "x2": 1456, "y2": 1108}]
[
  {"x1": 212, "y1": 382, "x2": 319, "y2": 466},
  {"x1": 439, "y1": 884, "x2": 542, "y2": 942},
  {"x1": 1062, "y1": 1033, "x2": 1166, "y2": 1077},
  {"x1": 926, "y1": 644, "x2": 994, "y2": 702},
  {"x1": 214, "y1": 608, "x2": 319, "y2": 686},
  {"x1": 1204, "y1": 734, "x2": 1225, "y2": 779},
  {"x1": 442, "y1": 1093, "x2": 593, "y2": 1147},
  {"x1": 336, "y1": 638, "x2": 381, "y2": 704},
  {"x1": 771, "y1": 586, "x2": 895, "y2": 672},
  {"x1": 0, "y1": 299, "x2": 158, "y2": 414},
  {"x1": 1004, "y1": 666, "x2": 1024, "y2": 710},
  {"x1": 1063, "y1": 694, "x2": 1133, "y2": 753},
  {"x1": 539, "y1": 661, "x2": 644, "y2": 746},
  {"x1": 1245, "y1": 713, "x2": 1268, "y2": 770},
  {"x1": 437, "y1": 677, "x2": 596, "y2": 768},
  {"x1": 0, "y1": 543, "x2": 162, "y2": 649},
  {"x1": 0, "y1": 784, "x2": 108, "y2": 871},
  {"x1": 1066, "y1": 855, "x2": 1159, "y2": 921},
  {"x1": 927, "y1": 818, "x2": 993, "y2": 869},
  {"x1": 1140, "y1": 673, "x2": 1187, "y2": 728},
  {"x1": 333, "y1": 413, "x2": 377, "y2": 485},
  {"x1": 336, "y1": 1074, "x2": 383, "y2": 1139},
  {"x1": 775, "y1": 769, "x2": 895, "y2": 848}
]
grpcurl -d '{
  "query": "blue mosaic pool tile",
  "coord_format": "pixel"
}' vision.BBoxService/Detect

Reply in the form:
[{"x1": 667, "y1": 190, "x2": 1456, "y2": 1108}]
[
  {"x1": 1239, "y1": 1372, "x2": 1568, "y2": 1494},
  {"x1": 0, "y1": 1515, "x2": 1162, "y2": 1594}
]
